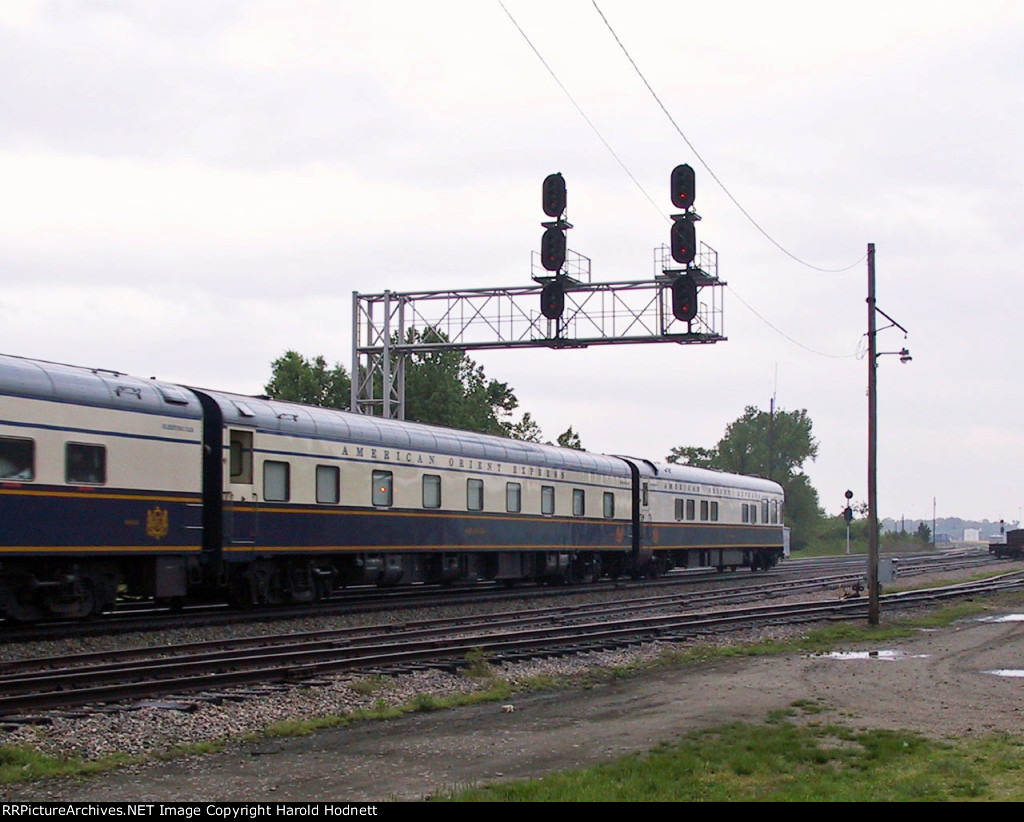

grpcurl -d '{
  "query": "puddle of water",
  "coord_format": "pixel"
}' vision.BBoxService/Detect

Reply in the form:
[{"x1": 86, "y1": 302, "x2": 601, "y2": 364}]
[
  {"x1": 813, "y1": 649, "x2": 930, "y2": 661},
  {"x1": 978, "y1": 614, "x2": 1024, "y2": 623},
  {"x1": 985, "y1": 669, "x2": 1024, "y2": 678}
]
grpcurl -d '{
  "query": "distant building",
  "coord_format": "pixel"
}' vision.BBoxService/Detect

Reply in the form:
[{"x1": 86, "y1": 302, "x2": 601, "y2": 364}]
[{"x1": 964, "y1": 528, "x2": 981, "y2": 542}]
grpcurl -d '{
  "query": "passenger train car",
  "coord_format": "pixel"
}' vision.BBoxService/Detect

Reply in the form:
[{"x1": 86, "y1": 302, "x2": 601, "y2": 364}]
[{"x1": 0, "y1": 354, "x2": 786, "y2": 622}]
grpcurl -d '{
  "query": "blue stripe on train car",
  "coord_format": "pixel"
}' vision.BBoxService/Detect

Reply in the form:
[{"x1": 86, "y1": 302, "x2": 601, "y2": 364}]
[
  {"x1": 218, "y1": 505, "x2": 631, "y2": 558},
  {"x1": 0, "y1": 485, "x2": 203, "y2": 552}
]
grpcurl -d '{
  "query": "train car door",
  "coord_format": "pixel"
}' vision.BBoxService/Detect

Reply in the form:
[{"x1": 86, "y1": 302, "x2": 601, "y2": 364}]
[
  {"x1": 226, "y1": 428, "x2": 258, "y2": 544},
  {"x1": 639, "y1": 479, "x2": 654, "y2": 553}
]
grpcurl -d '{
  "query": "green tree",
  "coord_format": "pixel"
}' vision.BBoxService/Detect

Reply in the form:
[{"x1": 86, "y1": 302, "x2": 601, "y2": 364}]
[
  {"x1": 266, "y1": 330, "x2": 541, "y2": 438},
  {"x1": 556, "y1": 427, "x2": 583, "y2": 450},
  {"x1": 666, "y1": 445, "x2": 716, "y2": 468},
  {"x1": 401, "y1": 328, "x2": 520, "y2": 435},
  {"x1": 915, "y1": 522, "x2": 932, "y2": 545},
  {"x1": 508, "y1": 411, "x2": 544, "y2": 443},
  {"x1": 264, "y1": 351, "x2": 350, "y2": 409},
  {"x1": 667, "y1": 405, "x2": 822, "y2": 550}
]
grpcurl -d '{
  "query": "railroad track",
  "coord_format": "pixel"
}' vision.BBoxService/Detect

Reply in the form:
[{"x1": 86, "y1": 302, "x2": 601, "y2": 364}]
[
  {"x1": 4, "y1": 548, "x2": 997, "y2": 644},
  {"x1": 2, "y1": 567, "x2": 1021, "y2": 719},
  {"x1": 0, "y1": 561, "x2": 838, "y2": 644}
]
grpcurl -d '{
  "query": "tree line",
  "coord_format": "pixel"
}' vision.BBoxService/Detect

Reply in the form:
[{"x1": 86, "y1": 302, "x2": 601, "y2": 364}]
[{"x1": 264, "y1": 333, "x2": 583, "y2": 448}]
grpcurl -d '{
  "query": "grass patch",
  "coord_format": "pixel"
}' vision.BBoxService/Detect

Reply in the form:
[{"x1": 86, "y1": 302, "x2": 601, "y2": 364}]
[
  {"x1": 438, "y1": 721, "x2": 1024, "y2": 802},
  {"x1": 463, "y1": 647, "x2": 496, "y2": 679},
  {"x1": 0, "y1": 744, "x2": 131, "y2": 785}
]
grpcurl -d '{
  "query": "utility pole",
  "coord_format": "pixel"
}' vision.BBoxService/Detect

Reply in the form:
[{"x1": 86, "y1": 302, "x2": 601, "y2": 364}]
[
  {"x1": 866, "y1": 242, "x2": 911, "y2": 626},
  {"x1": 867, "y1": 243, "x2": 879, "y2": 625}
]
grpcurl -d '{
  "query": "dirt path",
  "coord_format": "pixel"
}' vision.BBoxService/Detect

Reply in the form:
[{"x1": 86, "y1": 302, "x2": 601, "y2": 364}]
[{"x1": 6, "y1": 607, "x2": 1024, "y2": 802}]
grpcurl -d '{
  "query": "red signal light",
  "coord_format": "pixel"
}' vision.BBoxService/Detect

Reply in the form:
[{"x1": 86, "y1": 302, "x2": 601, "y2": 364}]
[{"x1": 671, "y1": 274, "x2": 698, "y2": 322}]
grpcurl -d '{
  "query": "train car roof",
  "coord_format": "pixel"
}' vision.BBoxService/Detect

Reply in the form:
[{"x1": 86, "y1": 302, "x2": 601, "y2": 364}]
[
  {"x1": 630, "y1": 458, "x2": 784, "y2": 495},
  {"x1": 193, "y1": 388, "x2": 633, "y2": 477},
  {"x1": 0, "y1": 354, "x2": 202, "y2": 418}
]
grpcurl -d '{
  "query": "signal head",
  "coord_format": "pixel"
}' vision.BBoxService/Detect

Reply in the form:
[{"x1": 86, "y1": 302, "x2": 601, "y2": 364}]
[
  {"x1": 671, "y1": 273, "x2": 698, "y2": 322},
  {"x1": 540, "y1": 226, "x2": 566, "y2": 272},
  {"x1": 542, "y1": 172, "x2": 567, "y2": 218},
  {"x1": 670, "y1": 218, "x2": 696, "y2": 265},
  {"x1": 540, "y1": 280, "x2": 565, "y2": 320},
  {"x1": 670, "y1": 164, "x2": 695, "y2": 210}
]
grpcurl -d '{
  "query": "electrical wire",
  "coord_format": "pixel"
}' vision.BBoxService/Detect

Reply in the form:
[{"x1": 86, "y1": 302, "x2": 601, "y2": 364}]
[
  {"x1": 591, "y1": 0, "x2": 865, "y2": 274},
  {"x1": 498, "y1": 0, "x2": 861, "y2": 358},
  {"x1": 497, "y1": 0, "x2": 665, "y2": 220},
  {"x1": 726, "y1": 285, "x2": 859, "y2": 359}
]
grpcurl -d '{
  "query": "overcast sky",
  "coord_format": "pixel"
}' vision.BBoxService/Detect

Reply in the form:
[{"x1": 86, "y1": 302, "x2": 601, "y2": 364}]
[{"x1": 2, "y1": 0, "x2": 1022, "y2": 526}]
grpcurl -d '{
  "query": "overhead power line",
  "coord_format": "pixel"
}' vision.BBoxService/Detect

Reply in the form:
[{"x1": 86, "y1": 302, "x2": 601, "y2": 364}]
[
  {"x1": 497, "y1": 0, "x2": 860, "y2": 357},
  {"x1": 496, "y1": 0, "x2": 664, "y2": 219},
  {"x1": 591, "y1": 0, "x2": 864, "y2": 274}
]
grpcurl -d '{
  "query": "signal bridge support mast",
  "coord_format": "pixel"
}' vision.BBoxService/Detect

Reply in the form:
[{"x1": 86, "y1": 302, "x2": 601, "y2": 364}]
[{"x1": 351, "y1": 165, "x2": 726, "y2": 418}]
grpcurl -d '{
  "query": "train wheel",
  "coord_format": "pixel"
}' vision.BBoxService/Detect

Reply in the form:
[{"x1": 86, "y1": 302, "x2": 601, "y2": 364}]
[{"x1": 41, "y1": 574, "x2": 101, "y2": 620}]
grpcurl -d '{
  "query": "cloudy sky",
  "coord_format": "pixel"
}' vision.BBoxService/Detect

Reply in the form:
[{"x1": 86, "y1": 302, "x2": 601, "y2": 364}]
[{"x1": 2, "y1": 0, "x2": 1022, "y2": 525}]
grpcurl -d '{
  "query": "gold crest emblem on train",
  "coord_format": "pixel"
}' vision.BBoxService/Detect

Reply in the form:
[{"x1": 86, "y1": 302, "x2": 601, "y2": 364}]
[{"x1": 146, "y1": 506, "x2": 169, "y2": 540}]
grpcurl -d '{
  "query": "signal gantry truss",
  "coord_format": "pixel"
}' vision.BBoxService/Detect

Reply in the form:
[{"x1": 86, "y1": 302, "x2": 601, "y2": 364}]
[{"x1": 351, "y1": 243, "x2": 725, "y2": 418}]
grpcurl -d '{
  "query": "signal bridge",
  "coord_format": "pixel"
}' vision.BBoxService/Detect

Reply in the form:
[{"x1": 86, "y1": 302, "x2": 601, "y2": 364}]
[{"x1": 351, "y1": 242, "x2": 726, "y2": 418}]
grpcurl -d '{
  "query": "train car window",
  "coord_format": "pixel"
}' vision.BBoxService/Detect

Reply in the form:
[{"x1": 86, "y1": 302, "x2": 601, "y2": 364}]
[
  {"x1": 771, "y1": 500, "x2": 779, "y2": 524},
  {"x1": 641, "y1": 483, "x2": 649, "y2": 506},
  {"x1": 741, "y1": 504, "x2": 749, "y2": 523},
  {"x1": 762, "y1": 499, "x2": 769, "y2": 523},
  {"x1": 229, "y1": 430, "x2": 253, "y2": 484},
  {"x1": 541, "y1": 485, "x2": 555, "y2": 516},
  {"x1": 674, "y1": 498, "x2": 684, "y2": 520},
  {"x1": 711, "y1": 501, "x2": 719, "y2": 521},
  {"x1": 572, "y1": 488, "x2": 585, "y2": 517},
  {"x1": 686, "y1": 499, "x2": 695, "y2": 521},
  {"x1": 603, "y1": 492, "x2": 615, "y2": 519},
  {"x1": 372, "y1": 470, "x2": 393, "y2": 507},
  {"x1": 65, "y1": 443, "x2": 106, "y2": 485},
  {"x1": 467, "y1": 478, "x2": 484, "y2": 512},
  {"x1": 700, "y1": 500, "x2": 709, "y2": 521},
  {"x1": 0, "y1": 436, "x2": 34, "y2": 481},
  {"x1": 506, "y1": 482, "x2": 521, "y2": 513},
  {"x1": 316, "y1": 465, "x2": 340, "y2": 504},
  {"x1": 263, "y1": 460, "x2": 290, "y2": 502},
  {"x1": 423, "y1": 474, "x2": 442, "y2": 509},
  {"x1": 750, "y1": 504, "x2": 757, "y2": 524},
  {"x1": 779, "y1": 502, "x2": 784, "y2": 524}
]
